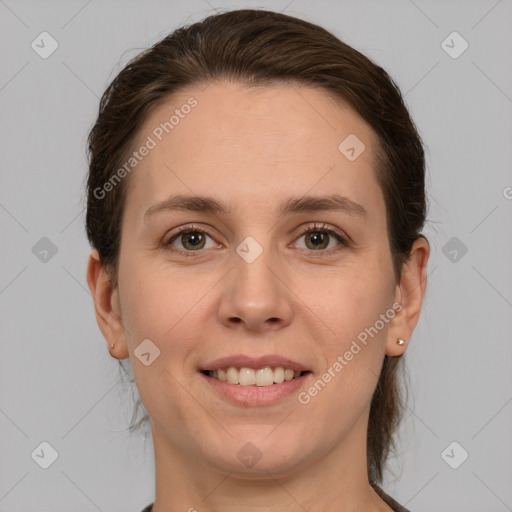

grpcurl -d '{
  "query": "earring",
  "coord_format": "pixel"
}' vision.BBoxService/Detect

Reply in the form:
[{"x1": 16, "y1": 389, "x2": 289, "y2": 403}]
[
  {"x1": 397, "y1": 338, "x2": 405, "y2": 346},
  {"x1": 110, "y1": 343, "x2": 115, "y2": 349}
]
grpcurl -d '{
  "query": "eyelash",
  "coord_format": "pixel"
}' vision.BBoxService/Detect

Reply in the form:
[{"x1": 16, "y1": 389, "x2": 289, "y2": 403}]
[{"x1": 162, "y1": 222, "x2": 350, "y2": 258}]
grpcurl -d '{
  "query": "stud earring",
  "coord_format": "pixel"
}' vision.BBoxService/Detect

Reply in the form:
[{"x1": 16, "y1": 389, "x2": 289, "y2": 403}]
[
  {"x1": 110, "y1": 343, "x2": 115, "y2": 349},
  {"x1": 397, "y1": 338, "x2": 405, "y2": 346}
]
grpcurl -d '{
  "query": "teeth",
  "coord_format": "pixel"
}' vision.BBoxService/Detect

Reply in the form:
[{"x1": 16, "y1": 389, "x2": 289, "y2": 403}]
[
  {"x1": 273, "y1": 367, "x2": 285, "y2": 383},
  {"x1": 239, "y1": 368, "x2": 256, "y2": 386},
  {"x1": 226, "y1": 367, "x2": 239, "y2": 385},
  {"x1": 255, "y1": 367, "x2": 273, "y2": 386},
  {"x1": 207, "y1": 366, "x2": 304, "y2": 386}
]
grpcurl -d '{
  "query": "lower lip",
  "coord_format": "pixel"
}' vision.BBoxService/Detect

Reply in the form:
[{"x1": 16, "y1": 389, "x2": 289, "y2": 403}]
[{"x1": 199, "y1": 372, "x2": 311, "y2": 406}]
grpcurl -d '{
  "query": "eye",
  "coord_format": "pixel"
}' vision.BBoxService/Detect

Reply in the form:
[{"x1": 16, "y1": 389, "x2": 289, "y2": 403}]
[
  {"x1": 163, "y1": 225, "x2": 219, "y2": 255},
  {"x1": 162, "y1": 222, "x2": 350, "y2": 258},
  {"x1": 293, "y1": 223, "x2": 349, "y2": 254}
]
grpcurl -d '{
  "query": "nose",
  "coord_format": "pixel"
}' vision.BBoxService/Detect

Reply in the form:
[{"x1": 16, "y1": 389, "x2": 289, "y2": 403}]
[{"x1": 217, "y1": 243, "x2": 293, "y2": 332}]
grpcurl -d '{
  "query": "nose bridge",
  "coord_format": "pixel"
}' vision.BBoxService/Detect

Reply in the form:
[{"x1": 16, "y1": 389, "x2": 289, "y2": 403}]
[
  {"x1": 218, "y1": 233, "x2": 292, "y2": 330},
  {"x1": 233, "y1": 234, "x2": 280, "y2": 308}
]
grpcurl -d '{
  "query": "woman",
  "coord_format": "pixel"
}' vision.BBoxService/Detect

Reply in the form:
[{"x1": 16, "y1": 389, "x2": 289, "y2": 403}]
[{"x1": 85, "y1": 8, "x2": 429, "y2": 512}]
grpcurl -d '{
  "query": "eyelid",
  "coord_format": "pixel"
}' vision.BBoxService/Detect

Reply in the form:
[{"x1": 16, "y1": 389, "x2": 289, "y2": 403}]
[
  {"x1": 162, "y1": 223, "x2": 219, "y2": 255},
  {"x1": 162, "y1": 223, "x2": 215, "y2": 244},
  {"x1": 162, "y1": 222, "x2": 350, "y2": 256},
  {"x1": 292, "y1": 222, "x2": 350, "y2": 252}
]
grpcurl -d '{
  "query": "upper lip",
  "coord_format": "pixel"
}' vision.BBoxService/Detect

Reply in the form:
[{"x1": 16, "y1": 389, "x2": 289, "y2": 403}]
[{"x1": 202, "y1": 355, "x2": 310, "y2": 372}]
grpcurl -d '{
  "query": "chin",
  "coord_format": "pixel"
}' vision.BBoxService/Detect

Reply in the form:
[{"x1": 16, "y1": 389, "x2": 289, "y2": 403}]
[{"x1": 201, "y1": 428, "x2": 316, "y2": 478}]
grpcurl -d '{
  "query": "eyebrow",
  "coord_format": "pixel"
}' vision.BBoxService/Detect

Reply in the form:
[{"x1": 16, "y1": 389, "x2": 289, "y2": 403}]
[{"x1": 143, "y1": 193, "x2": 367, "y2": 221}]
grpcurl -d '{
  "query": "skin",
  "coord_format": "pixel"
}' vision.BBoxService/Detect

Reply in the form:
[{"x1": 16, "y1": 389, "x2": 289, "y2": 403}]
[{"x1": 87, "y1": 80, "x2": 429, "y2": 512}]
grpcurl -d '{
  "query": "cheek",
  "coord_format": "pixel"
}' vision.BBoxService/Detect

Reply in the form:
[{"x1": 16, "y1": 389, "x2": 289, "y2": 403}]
[
  {"x1": 298, "y1": 263, "x2": 393, "y2": 406},
  {"x1": 308, "y1": 261, "x2": 393, "y2": 352},
  {"x1": 119, "y1": 260, "x2": 209, "y2": 346},
  {"x1": 296, "y1": 271, "x2": 392, "y2": 431},
  {"x1": 117, "y1": 265, "x2": 214, "y2": 429}
]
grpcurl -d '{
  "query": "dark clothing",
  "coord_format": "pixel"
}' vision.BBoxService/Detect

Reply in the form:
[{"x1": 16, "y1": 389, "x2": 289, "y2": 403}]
[
  {"x1": 140, "y1": 485, "x2": 410, "y2": 512},
  {"x1": 373, "y1": 484, "x2": 411, "y2": 511}
]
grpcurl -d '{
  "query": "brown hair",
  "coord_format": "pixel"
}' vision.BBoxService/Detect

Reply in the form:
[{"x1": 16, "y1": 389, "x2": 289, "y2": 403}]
[{"x1": 86, "y1": 8, "x2": 427, "y2": 485}]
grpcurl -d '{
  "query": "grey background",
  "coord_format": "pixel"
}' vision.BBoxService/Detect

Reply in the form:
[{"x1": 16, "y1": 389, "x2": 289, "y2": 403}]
[{"x1": 1, "y1": 0, "x2": 511, "y2": 511}]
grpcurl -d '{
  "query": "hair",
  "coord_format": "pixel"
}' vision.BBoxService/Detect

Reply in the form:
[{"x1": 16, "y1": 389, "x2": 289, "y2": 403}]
[{"x1": 85, "y1": 8, "x2": 428, "y2": 485}]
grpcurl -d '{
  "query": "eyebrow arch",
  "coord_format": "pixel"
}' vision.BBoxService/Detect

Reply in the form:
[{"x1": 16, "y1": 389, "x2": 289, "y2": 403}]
[{"x1": 143, "y1": 193, "x2": 367, "y2": 221}]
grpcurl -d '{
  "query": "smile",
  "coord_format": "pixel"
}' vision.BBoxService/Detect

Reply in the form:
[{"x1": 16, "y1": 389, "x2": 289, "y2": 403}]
[{"x1": 203, "y1": 366, "x2": 306, "y2": 387}]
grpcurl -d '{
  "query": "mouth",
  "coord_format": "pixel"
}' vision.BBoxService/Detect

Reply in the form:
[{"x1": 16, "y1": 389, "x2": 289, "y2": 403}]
[
  {"x1": 198, "y1": 355, "x2": 312, "y2": 406},
  {"x1": 201, "y1": 367, "x2": 311, "y2": 387}
]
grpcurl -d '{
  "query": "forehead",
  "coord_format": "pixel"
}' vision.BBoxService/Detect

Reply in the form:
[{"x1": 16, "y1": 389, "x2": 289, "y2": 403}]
[{"x1": 125, "y1": 81, "x2": 385, "y2": 222}]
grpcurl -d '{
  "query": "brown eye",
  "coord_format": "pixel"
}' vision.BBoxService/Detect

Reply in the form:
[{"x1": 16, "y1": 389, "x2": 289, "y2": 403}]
[
  {"x1": 294, "y1": 224, "x2": 348, "y2": 253},
  {"x1": 304, "y1": 231, "x2": 330, "y2": 250},
  {"x1": 164, "y1": 226, "x2": 218, "y2": 254},
  {"x1": 178, "y1": 231, "x2": 206, "y2": 250}
]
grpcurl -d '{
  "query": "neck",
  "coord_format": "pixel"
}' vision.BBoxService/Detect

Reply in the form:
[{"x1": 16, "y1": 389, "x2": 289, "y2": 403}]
[{"x1": 150, "y1": 414, "x2": 393, "y2": 512}]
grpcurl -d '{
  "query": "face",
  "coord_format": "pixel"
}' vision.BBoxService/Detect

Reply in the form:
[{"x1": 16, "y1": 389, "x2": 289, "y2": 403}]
[{"x1": 93, "y1": 81, "x2": 414, "y2": 478}]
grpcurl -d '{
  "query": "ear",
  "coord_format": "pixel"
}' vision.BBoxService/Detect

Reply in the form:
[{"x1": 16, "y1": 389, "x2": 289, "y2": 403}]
[
  {"x1": 385, "y1": 236, "x2": 430, "y2": 356},
  {"x1": 86, "y1": 249, "x2": 129, "y2": 359}
]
